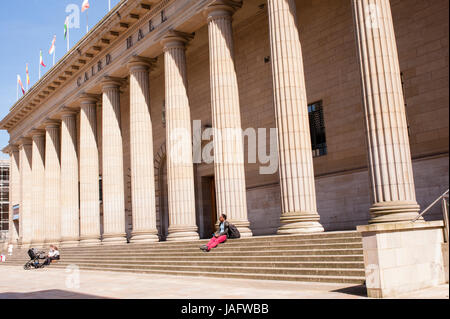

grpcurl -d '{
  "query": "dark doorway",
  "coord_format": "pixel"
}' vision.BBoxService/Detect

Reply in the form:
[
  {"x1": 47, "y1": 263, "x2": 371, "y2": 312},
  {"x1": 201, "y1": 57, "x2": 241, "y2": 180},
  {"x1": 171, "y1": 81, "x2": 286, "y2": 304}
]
[{"x1": 200, "y1": 176, "x2": 217, "y2": 239}]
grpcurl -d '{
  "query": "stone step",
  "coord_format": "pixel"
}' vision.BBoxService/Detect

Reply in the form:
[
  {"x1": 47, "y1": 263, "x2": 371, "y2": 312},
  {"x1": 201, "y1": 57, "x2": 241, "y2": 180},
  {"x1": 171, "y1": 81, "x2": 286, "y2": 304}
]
[
  {"x1": 3, "y1": 254, "x2": 364, "y2": 263},
  {"x1": 13, "y1": 232, "x2": 361, "y2": 251},
  {"x1": 33, "y1": 264, "x2": 366, "y2": 284},
  {"x1": 22, "y1": 242, "x2": 364, "y2": 255},
  {"x1": 55, "y1": 237, "x2": 363, "y2": 252},
  {"x1": 3, "y1": 259, "x2": 364, "y2": 269},
  {"x1": 23, "y1": 261, "x2": 365, "y2": 277},
  {"x1": 5, "y1": 249, "x2": 364, "y2": 262}
]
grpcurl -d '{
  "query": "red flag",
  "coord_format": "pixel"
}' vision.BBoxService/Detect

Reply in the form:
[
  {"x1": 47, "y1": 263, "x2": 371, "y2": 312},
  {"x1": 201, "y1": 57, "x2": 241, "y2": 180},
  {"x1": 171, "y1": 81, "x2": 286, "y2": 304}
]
[{"x1": 17, "y1": 75, "x2": 25, "y2": 95}]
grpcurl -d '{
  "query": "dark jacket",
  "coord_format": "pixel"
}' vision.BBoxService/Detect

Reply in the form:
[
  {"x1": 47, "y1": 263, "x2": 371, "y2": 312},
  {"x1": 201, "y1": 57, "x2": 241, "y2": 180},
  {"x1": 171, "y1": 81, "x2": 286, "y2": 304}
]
[{"x1": 215, "y1": 221, "x2": 229, "y2": 237}]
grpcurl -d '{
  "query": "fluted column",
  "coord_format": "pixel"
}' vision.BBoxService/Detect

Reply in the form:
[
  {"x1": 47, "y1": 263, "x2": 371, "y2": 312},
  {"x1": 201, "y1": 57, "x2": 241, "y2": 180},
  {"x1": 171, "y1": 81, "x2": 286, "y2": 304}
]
[
  {"x1": 60, "y1": 110, "x2": 80, "y2": 247},
  {"x1": 352, "y1": 0, "x2": 420, "y2": 223},
  {"x1": 267, "y1": 0, "x2": 324, "y2": 234},
  {"x1": 101, "y1": 77, "x2": 127, "y2": 244},
  {"x1": 205, "y1": 1, "x2": 252, "y2": 237},
  {"x1": 30, "y1": 130, "x2": 46, "y2": 246},
  {"x1": 79, "y1": 95, "x2": 101, "y2": 245},
  {"x1": 8, "y1": 145, "x2": 20, "y2": 245},
  {"x1": 18, "y1": 138, "x2": 32, "y2": 247},
  {"x1": 127, "y1": 57, "x2": 159, "y2": 243},
  {"x1": 161, "y1": 32, "x2": 199, "y2": 241},
  {"x1": 44, "y1": 122, "x2": 61, "y2": 244}
]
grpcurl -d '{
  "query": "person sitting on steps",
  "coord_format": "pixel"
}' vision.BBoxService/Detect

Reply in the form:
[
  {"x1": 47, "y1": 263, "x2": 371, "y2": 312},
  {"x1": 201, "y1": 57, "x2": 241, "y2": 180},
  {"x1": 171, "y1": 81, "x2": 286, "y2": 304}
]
[
  {"x1": 42, "y1": 245, "x2": 60, "y2": 266},
  {"x1": 200, "y1": 214, "x2": 229, "y2": 252}
]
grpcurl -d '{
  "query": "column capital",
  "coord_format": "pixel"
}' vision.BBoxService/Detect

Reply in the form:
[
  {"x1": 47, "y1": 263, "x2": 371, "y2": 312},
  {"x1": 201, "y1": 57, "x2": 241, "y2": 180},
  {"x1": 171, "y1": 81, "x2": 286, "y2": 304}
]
[
  {"x1": 161, "y1": 30, "x2": 194, "y2": 51},
  {"x1": 127, "y1": 55, "x2": 157, "y2": 72},
  {"x1": 43, "y1": 120, "x2": 60, "y2": 130},
  {"x1": 79, "y1": 93, "x2": 100, "y2": 105},
  {"x1": 58, "y1": 106, "x2": 78, "y2": 118},
  {"x1": 30, "y1": 129, "x2": 45, "y2": 138},
  {"x1": 18, "y1": 137, "x2": 32, "y2": 147},
  {"x1": 101, "y1": 76, "x2": 124, "y2": 91},
  {"x1": 2, "y1": 144, "x2": 19, "y2": 154},
  {"x1": 204, "y1": 0, "x2": 242, "y2": 21}
]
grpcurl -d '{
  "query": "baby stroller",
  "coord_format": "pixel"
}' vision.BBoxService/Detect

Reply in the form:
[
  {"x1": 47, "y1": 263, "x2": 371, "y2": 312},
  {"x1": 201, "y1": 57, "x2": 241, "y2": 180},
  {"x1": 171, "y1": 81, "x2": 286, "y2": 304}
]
[{"x1": 24, "y1": 248, "x2": 46, "y2": 270}]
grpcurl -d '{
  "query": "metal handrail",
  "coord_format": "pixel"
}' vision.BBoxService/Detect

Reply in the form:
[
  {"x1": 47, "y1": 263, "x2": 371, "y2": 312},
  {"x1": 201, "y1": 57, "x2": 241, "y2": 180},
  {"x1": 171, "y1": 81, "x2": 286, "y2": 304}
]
[{"x1": 413, "y1": 189, "x2": 449, "y2": 243}]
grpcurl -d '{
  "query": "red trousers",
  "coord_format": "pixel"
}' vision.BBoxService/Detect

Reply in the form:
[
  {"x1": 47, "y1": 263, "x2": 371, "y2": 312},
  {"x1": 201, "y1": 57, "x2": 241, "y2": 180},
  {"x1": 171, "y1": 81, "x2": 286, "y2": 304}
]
[{"x1": 206, "y1": 235, "x2": 227, "y2": 250}]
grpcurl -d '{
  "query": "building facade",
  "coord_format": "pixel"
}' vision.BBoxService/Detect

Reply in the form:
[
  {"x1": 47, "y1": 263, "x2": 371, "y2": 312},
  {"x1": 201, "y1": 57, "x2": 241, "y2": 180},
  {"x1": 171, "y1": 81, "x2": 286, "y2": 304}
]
[
  {"x1": 0, "y1": 0, "x2": 448, "y2": 247},
  {"x1": 0, "y1": 160, "x2": 9, "y2": 242}
]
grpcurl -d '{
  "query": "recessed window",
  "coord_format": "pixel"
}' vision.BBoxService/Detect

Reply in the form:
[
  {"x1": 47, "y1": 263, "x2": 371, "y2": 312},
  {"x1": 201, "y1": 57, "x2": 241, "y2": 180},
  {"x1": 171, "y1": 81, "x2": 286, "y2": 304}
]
[{"x1": 308, "y1": 101, "x2": 327, "y2": 158}]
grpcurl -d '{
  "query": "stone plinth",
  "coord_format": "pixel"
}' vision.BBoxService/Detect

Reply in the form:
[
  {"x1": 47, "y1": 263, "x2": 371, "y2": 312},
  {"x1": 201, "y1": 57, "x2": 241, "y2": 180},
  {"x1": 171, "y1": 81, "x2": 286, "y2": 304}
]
[{"x1": 357, "y1": 221, "x2": 446, "y2": 298}]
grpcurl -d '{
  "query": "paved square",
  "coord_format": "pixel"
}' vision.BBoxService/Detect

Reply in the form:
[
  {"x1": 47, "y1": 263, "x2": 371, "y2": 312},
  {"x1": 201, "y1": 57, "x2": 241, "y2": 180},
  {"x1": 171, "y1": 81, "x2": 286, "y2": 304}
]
[{"x1": 0, "y1": 266, "x2": 447, "y2": 299}]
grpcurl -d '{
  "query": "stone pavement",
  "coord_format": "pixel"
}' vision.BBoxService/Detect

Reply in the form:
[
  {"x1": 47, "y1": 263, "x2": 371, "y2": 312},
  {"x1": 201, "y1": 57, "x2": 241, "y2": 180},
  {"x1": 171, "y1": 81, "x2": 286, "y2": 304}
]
[{"x1": 0, "y1": 266, "x2": 447, "y2": 299}]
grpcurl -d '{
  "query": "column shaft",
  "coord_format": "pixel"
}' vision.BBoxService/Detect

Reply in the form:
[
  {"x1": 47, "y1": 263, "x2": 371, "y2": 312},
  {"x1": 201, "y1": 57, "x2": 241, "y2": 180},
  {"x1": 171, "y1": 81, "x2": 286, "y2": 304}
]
[
  {"x1": 44, "y1": 123, "x2": 61, "y2": 244},
  {"x1": 162, "y1": 34, "x2": 199, "y2": 241},
  {"x1": 8, "y1": 147, "x2": 20, "y2": 245},
  {"x1": 128, "y1": 57, "x2": 159, "y2": 243},
  {"x1": 60, "y1": 112, "x2": 80, "y2": 246},
  {"x1": 206, "y1": 1, "x2": 252, "y2": 237},
  {"x1": 352, "y1": 0, "x2": 420, "y2": 223},
  {"x1": 79, "y1": 98, "x2": 101, "y2": 245},
  {"x1": 31, "y1": 132, "x2": 46, "y2": 245},
  {"x1": 19, "y1": 140, "x2": 32, "y2": 247},
  {"x1": 267, "y1": 0, "x2": 324, "y2": 233},
  {"x1": 101, "y1": 78, "x2": 127, "y2": 244}
]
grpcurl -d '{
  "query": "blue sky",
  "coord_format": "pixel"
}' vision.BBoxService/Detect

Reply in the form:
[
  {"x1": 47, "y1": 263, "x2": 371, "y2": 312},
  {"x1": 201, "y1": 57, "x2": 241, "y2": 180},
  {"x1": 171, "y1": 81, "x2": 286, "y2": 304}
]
[{"x1": 0, "y1": 0, "x2": 120, "y2": 159}]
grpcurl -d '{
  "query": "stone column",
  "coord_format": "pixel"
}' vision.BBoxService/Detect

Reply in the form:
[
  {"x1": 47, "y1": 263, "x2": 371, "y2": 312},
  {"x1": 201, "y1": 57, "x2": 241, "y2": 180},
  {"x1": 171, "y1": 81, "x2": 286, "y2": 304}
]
[
  {"x1": 352, "y1": 0, "x2": 420, "y2": 223},
  {"x1": 161, "y1": 32, "x2": 199, "y2": 241},
  {"x1": 8, "y1": 145, "x2": 20, "y2": 245},
  {"x1": 30, "y1": 130, "x2": 46, "y2": 246},
  {"x1": 44, "y1": 121, "x2": 61, "y2": 244},
  {"x1": 101, "y1": 77, "x2": 127, "y2": 244},
  {"x1": 205, "y1": 0, "x2": 252, "y2": 237},
  {"x1": 127, "y1": 57, "x2": 159, "y2": 243},
  {"x1": 79, "y1": 95, "x2": 101, "y2": 245},
  {"x1": 60, "y1": 110, "x2": 80, "y2": 247},
  {"x1": 267, "y1": 0, "x2": 324, "y2": 234},
  {"x1": 18, "y1": 138, "x2": 32, "y2": 247}
]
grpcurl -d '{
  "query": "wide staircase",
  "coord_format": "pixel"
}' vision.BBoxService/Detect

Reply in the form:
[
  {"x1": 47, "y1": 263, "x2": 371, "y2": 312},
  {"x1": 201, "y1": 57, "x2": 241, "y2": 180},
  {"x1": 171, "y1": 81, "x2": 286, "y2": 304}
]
[{"x1": 1, "y1": 231, "x2": 366, "y2": 284}]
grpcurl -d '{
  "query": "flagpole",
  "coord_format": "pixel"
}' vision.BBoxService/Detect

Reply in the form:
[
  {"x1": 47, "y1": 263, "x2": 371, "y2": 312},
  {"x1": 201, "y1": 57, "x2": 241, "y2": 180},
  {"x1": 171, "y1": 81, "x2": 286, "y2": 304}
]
[
  {"x1": 16, "y1": 77, "x2": 18, "y2": 101},
  {"x1": 109, "y1": 0, "x2": 111, "y2": 11},
  {"x1": 67, "y1": 24, "x2": 70, "y2": 52},
  {"x1": 53, "y1": 48, "x2": 56, "y2": 66},
  {"x1": 86, "y1": 10, "x2": 89, "y2": 33}
]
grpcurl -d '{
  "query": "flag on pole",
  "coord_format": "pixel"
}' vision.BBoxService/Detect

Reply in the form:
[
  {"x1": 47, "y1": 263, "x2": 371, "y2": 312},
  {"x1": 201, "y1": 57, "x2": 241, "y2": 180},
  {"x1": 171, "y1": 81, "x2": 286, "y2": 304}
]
[
  {"x1": 82, "y1": 0, "x2": 90, "y2": 33},
  {"x1": 64, "y1": 17, "x2": 69, "y2": 39},
  {"x1": 64, "y1": 16, "x2": 70, "y2": 52},
  {"x1": 40, "y1": 50, "x2": 46, "y2": 67},
  {"x1": 26, "y1": 63, "x2": 30, "y2": 90},
  {"x1": 17, "y1": 75, "x2": 25, "y2": 95},
  {"x1": 49, "y1": 35, "x2": 56, "y2": 55},
  {"x1": 81, "y1": 0, "x2": 90, "y2": 12}
]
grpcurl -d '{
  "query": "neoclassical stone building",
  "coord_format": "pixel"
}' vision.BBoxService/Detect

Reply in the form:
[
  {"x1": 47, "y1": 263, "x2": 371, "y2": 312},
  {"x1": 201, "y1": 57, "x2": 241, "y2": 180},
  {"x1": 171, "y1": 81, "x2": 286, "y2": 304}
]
[{"x1": 1, "y1": 0, "x2": 448, "y2": 247}]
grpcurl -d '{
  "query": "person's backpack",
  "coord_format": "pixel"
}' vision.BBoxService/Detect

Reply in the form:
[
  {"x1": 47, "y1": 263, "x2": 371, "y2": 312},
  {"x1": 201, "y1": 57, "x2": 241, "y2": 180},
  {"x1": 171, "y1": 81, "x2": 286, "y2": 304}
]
[{"x1": 228, "y1": 223, "x2": 241, "y2": 239}]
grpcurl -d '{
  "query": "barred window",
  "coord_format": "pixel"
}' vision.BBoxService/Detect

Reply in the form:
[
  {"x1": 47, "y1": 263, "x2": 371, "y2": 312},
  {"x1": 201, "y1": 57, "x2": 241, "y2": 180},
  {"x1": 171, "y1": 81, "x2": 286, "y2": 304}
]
[{"x1": 308, "y1": 101, "x2": 327, "y2": 158}]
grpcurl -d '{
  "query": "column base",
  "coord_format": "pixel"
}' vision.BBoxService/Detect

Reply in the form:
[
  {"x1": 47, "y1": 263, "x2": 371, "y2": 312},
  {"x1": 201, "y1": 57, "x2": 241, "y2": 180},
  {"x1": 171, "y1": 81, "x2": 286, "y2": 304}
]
[
  {"x1": 102, "y1": 233, "x2": 128, "y2": 245},
  {"x1": 369, "y1": 201, "x2": 421, "y2": 224},
  {"x1": 79, "y1": 237, "x2": 102, "y2": 246},
  {"x1": 277, "y1": 212, "x2": 324, "y2": 234},
  {"x1": 232, "y1": 220, "x2": 253, "y2": 238},
  {"x1": 60, "y1": 239, "x2": 80, "y2": 248},
  {"x1": 167, "y1": 226, "x2": 200, "y2": 242},
  {"x1": 130, "y1": 231, "x2": 160, "y2": 243},
  {"x1": 30, "y1": 242, "x2": 46, "y2": 249}
]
